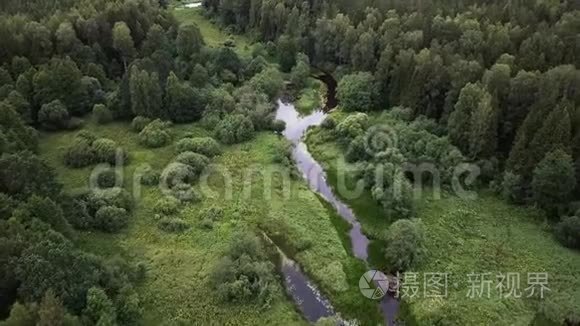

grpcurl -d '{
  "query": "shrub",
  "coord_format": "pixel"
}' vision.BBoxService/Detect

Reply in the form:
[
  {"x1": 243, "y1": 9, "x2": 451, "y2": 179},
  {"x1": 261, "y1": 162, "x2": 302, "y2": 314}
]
[
  {"x1": 321, "y1": 116, "x2": 336, "y2": 130},
  {"x1": 210, "y1": 232, "x2": 276, "y2": 305},
  {"x1": 555, "y1": 216, "x2": 580, "y2": 249},
  {"x1": 96, "y1": 169, "x2": 120, "y2": 188},
  {"x1": 171, "y1": 184, "x2": 201, "y2": 203},
  {"x1": 160, "y1": 162, "x2": 197, "y2": 188},
  {"x1": 140, "y1": 168, "x2": 160, "y2": 186},
  {"x1": 76, "y1": 130, "x2": 97, "y2": 143},
  {"x1": 154, "y1": 197, "x2": 181, "y2": 216},
  {"x1": 66, "y1": 117, "x2": 84, "y2": 130},
  {"x1": 94, "y1": 206, "x2": 129, "y2": 232},
  {"x1": 501, "y1": 171, "x2": 526, "y2": 204},
  {"x1": 383, "y1": 219, "x2": 426, "y2": 273},
  {"x1": 38, "y1": 100, "x2": 69, "y2": 130},
  {"x1": 249, "y1": 67, "x2": 284, "y2": 100},
  {"x1": 176, "y1": 137, "x2": 221, "y2": 157},
  {"x1": 93, "y1": 104, "x2": 112, "y2": 124},
  {"x1": 270, "y1": 120, "x2": 286, "y2": 134},
  {"x1": 335, "y1": 113, "x2": 369, "y2": 142},
  {"x1": 157, "y1": 217, "x2": 190, "y2": 233},
  {"x1": 92, "y1": 138, "x2": 119, "y2": 165},
  {"x1": 214, "y1": 114, "x2": 255, "y2": 144},
  {"x1": 175, "y1": 152, "x2": 210, "y2": 176},
  {"x1": 63, "y1": 137, "x2": 95, "y2": 168},
  {"x1": 139, "y1": 119, "x2": 171, "y2": 148},
  {"x1": 131, "y1": 116, "x2": 151, "y2": 132},
  {"x1": 87, "y1": 188, "x2": 132, "y2": 213},
  {"x1": 199, "y1": 206, "x2": 224, "y2": 222},
  {"x1": 271, "y1": 140, "x2": 293, "y2": 165}
]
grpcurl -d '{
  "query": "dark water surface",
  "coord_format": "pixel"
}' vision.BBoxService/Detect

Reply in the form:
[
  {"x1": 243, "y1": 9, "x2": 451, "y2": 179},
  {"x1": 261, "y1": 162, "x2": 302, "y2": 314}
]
[{"x1": 275, "y1": 100, "x2": 400, "y2": 325}]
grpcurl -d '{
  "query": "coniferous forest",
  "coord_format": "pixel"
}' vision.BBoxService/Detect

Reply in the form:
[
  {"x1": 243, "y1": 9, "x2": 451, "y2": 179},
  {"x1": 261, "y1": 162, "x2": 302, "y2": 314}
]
[{"x1": 0, "y1": 0, "x2": 579, "y2": 325}]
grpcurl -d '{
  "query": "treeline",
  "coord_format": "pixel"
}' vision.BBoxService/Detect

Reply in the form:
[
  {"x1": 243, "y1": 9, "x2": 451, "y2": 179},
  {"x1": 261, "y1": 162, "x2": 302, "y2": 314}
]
[{"x1": 205, "y1": 0, "x2": 580, "y2": 245}]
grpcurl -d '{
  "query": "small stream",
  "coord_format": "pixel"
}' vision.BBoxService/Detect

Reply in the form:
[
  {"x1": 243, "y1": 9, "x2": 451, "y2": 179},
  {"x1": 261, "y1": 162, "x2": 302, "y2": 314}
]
[{"x1": 275, "y1": 97, "x2": 400, "y2": 325}]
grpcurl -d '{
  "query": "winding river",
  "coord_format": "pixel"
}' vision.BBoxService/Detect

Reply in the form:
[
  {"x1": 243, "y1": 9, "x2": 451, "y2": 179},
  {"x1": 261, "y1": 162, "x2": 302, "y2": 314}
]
[{"x1": 275, "y1": 96, "x2": 400, "y2": 325}]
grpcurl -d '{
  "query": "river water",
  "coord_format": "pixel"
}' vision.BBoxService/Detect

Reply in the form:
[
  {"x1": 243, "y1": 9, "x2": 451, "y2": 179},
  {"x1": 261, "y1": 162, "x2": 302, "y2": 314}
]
[{"x1": 275, "y1": 100, "x2": 400, "y2": 325}]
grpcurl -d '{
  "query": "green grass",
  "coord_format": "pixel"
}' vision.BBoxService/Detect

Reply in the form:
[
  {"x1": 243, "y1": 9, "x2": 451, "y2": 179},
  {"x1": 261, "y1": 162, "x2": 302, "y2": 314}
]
[
  {"x1": 172, "y1": 6, "x2": 254, "y2": 57},
  {"x1": 39, "y1": 116, "x2": 384, "y2": 325},
  {"x1": 305, "y1": 111, "x2": 580, "y2": 325}
]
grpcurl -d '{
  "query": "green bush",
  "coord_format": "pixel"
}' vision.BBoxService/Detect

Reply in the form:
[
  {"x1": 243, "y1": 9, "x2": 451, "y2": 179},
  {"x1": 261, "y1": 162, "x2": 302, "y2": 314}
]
[
  {"x1": 171, "y1": 184, "x2": 202, "y2": 203},
  {"x1": 131, "y1": 116, "x2": 151, "y2": 132},
  {"x1": 92, "y1": 138, "x2": 119, "y2": 165},
  {"x1": 335, "y1": 112, "x2": 369, "y2": 142},
  {"x1": 214, "y1": 114, "x2": 255, "y2": 144},
  {"x1": 154, "y1": 197, "x2": 181, "y2": 216},
  {"x1": 383, "y1": 219, "x2": 426, "y2": 273},
  {"x1": 138, "y1": 119, "x2": 171, "y2": 148},
  {"x1": 96, "y1": 169, "x2": 120, "y2": 188},
  {"x1": 175, "y1": 151, "x2": 210, "y2": 176},
  {"x1": 157, "y1": 217, "x2": 190, "y2": 233},
  {"x1": 87, "y1": 188, "x2": 132, "y2": 214},
  {"x1": 176, "y1": 137, "x2": 221, "y2": 157},
  {"x1": 160, "y1": 162, "x2": 197, "y2": 188},
  {"x1": 63, "y1": 137, "x2": 95, "y2": 168},
  {"x1": 271, "y1": 139, "x2": 293, "y2": 166},
  {"x1": 38, "y1": 100, "x2": 70, "y2": 130},
  {"x1": 94, "y1": 205, "x2": 129, "y2": 233},
  {"x1": 93, "y1": 104, "x2": 112, "y2": 124},
  {"x1": 270, "y1": 120, "x2": 286, "y2": 134},
  {"x1": 140, "y1": 168, "x2": 160, "y2": 186},
  {"x1": 210, "y1": 232, "x2": 276, "y2": 305},
  {"x1": 555, "y1": 216, "x2": 580, "y2": 249},
  {"x1": 321, "y1": 116, "x2": 336, "y2": 130}
]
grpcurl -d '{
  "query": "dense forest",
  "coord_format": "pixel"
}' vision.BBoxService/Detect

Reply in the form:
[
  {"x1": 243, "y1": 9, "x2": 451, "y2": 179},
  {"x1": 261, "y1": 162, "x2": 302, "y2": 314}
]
[{"x1": 0, "y1": 0, "x2": 579, "y2": 324}]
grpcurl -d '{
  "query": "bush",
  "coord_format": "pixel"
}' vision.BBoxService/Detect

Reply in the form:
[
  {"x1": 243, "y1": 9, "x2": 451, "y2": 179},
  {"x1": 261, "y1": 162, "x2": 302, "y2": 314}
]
[
  {"x1": 160, "y1": 162, "x2": 197, "y2": 188},
  {"x1": 157, "y1": 217, "x2": 190, "y2": 233},
  {"x1": 249, "y1": 67, "x2": 284, "y2": 100},
  {"x1": 93, "y1": 104, "x2": 112, "y2": 124},
  {"x1": 175, "y1": 152, "x2": 210, "y2": 176},
  {"x1": 272, "y1": 140, "x2": 293, "y2": 166},
  {"x1": 555, "y1": 216, "x2": 580, "y2": 249},
  {"x1": 63, "y1": 137, "x2": 95, "y2": 168},
  {"x1": 94, "y1": 206, "x2": 129, "y2": 232},
  {"x1": 214, "y1": 114, "x2": 255, "y2": 144},
  {"x1": 139, "y1": 119, "x2": 171, "y2": 148},
  {"x1": 270, "y1": 120, "x2": 286, "y2": 134},
  {"x1": 154, "y1": 197, "x2": 181, "y2": 216},
  {"x1": 140, "y1": 168, "x2": 160, "y2": 186},
  {"x1": 96, "y1": 169, "x2": 120, "y2": 188},
  {"x1": 335, "y1": 113, "x2": 369, "y2": 142},
  {"x1": 199, "y1": 206, "x2": 224, "y2": 222},
  {"x1": 131, "y1": 116, "x2": 151, "y2": 132},
  {"x1": 38, "y1": 100, "x2": 70, "y2": 130},
  {"x1": 92, "y1": 138, "x2": 119, "y2": 165},
  {"x1": 210, "y1": 232, "x2": 276, "y2": 305},
  {"x1": 76, "y1": 130, "x2": 97, "y2": 143},
  {"x1": 176, "y1": 137, "x2": 221, "y2": 157},
  {"x1": 321, "y1": 116, "x2": 336, "y2": 130},
  {"x1": 171, "y1": 183, "x2": 202, "y2": 203},
  {"x1": 383, "y1": 219, "x2": 426, "y2": 273},
  {"x1": 87, "y1": 188, "x2": 132, "y2": 213}
]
